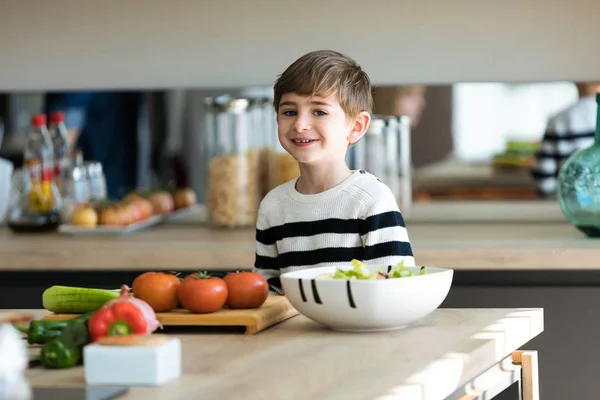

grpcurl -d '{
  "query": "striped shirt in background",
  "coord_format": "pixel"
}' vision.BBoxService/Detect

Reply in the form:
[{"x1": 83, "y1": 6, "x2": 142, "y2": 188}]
[
  {"x1": 532, "y1": 96, "x2": 596, "y2": 197},
  {"x1": 253, "y1": 170, "x2": 414, "y2": 294}
]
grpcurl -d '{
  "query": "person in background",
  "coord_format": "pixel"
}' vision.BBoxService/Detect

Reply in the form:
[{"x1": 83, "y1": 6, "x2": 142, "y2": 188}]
[
  {"x1": 44, "y1": 91, "x2": 147, "y2": 200},
  {"x1": 252, "y1": 50, "x2": 415, "y2": 294},
  {"x1": 531, "y1": 82, "x2": 600, "y2": 197},
  {"x1": 371, "y1": 85, "x2": 427, "y2": 128}
]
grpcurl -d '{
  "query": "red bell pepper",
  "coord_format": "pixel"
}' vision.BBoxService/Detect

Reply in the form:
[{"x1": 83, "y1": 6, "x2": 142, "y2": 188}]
[{"x1": 88, "y1": 301, "x2": 148, "y2": 342}]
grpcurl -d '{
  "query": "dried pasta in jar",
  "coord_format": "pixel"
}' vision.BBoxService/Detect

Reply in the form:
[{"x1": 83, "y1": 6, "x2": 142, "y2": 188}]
[{"x1": 207, "y1": 149, "x2": 260, "y2": 228}]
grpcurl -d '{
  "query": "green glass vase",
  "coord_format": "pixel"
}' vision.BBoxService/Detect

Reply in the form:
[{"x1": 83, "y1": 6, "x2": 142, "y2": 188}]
[{"x1": 557, "y1": 93, "x2": 600, "y2": 237}]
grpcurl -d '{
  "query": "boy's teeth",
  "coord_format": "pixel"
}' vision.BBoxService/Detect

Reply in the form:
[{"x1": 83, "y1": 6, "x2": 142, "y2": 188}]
[{"x1": 295, "y1": 139, "x2": 313, "y2": 143}]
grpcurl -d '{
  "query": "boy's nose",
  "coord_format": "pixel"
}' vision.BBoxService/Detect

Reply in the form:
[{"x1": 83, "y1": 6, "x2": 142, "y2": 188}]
[{"x1": 293, "y1": 116, "x2": 311, "y2": 132}]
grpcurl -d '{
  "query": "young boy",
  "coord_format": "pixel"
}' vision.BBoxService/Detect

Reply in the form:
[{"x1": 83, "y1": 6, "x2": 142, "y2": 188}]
[{"x1": 254, "y1": 50, "x2": 415, "y2": 294}]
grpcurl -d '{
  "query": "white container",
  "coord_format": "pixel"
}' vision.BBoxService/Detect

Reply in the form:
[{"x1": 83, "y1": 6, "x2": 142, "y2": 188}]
[
  {"x1": 280, "y1": 265, "x2": 453, "y2": 332},
  {"x1": 0, "y1": 158, "x2": 14, "y2": 223},
  {"x1": 0, "y1": 323, "x2": 31, "y2": 399},
  {"x1": 84, "y1": 337, "x2": 182, "y2": 386}
]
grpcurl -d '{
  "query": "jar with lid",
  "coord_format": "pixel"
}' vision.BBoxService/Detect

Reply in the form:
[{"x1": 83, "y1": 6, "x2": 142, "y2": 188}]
[
  {"x1": 346, "y1": 115, "x2": 411, "y2": 213},
  {"x1": 396, "y1": 115, "x2": 412, "y2": 215},
  {"x1": 59, "y1": 149, "x2": 91, "y2": 222},
  {"x1": 248, "y1": 98, "x2": 270, "y2": 198},
  {"x1": 348, "y1": 116, "x2": 389, "y2": 178},
  {"x1": 205, "y1": 97, "x2": 260, "y2": 228},
  {"x1": 263, "y1": 100, "x2": 299, "y2": 195}
]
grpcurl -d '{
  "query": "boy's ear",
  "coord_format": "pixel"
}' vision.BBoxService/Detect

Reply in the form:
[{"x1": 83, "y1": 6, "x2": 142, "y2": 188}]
[{"x1": 347, "y1": 112, "x2": 371, "y2": 144}]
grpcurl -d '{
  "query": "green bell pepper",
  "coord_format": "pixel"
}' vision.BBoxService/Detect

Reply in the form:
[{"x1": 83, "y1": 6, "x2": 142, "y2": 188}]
[
  {"x1": 60, "y1": 319, "x2": 90, "y2": 348},
  {"x1": 40, "y1": 338, "x2": 82, "y2": 369},
  {"x1": 13, "y1": 320, "x2": 70, "y2": 345}
]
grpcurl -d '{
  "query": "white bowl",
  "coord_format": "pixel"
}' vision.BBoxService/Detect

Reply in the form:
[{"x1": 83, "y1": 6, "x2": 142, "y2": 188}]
[{"x1": 280, "y1": 265, "x2": 454, "y2": 332}]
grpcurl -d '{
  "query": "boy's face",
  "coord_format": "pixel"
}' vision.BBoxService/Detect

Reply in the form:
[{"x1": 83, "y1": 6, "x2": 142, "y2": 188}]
[{"x1": 276, "y1": 93, "x2": 370, "y2": 165}]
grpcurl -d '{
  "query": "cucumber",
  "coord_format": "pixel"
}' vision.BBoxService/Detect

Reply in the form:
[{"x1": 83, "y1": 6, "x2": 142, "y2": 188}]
[{"x1": 42, "y1": 286, "x2": 121, "y2": 314}]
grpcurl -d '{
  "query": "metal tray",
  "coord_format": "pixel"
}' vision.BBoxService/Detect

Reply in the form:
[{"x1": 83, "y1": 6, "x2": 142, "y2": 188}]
[{"x1": 58, "y1": 215, "x2": 164, "y2": 236}]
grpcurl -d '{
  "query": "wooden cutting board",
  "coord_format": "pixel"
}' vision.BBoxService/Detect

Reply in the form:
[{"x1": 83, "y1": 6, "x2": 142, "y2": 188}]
[{"x1": 42, "y1": 296, "x2": 298, "y2": 335}]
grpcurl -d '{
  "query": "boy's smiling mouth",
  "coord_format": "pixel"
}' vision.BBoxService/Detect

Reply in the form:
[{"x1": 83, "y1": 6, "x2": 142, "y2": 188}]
[{"x1": 292, "y1": 138, "x2": 320, "y2": 146}]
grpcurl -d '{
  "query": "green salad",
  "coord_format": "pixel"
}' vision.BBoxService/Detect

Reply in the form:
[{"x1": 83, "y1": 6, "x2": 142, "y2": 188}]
[{"x1": 316, "y1": 259, "x2": 426, "y2": 280}]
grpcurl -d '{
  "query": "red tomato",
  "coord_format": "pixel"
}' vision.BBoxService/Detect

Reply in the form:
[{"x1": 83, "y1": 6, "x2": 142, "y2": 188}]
[
  {"x1": 132, "y1": 272, "x2": 181, "y2": 312},
  {"x1": 223, "y1": 272, "x2": 268, "y2": 309},
  {"x1": 177, "y1": 273, "x2": 228, "y2": 313}
]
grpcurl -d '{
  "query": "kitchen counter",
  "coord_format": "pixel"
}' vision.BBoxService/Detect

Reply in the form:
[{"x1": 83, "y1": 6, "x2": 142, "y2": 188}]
[
  {"x1": 0, "y1": 219, "x2": 597, "y2": 272},
  {"x1": 19, "y1": 307, "x2": 543, "y2": 400}
]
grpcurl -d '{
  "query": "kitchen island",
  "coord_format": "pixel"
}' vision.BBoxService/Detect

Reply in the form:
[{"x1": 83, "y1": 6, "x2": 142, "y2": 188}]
[
  {"x1": 19, "y1": 307, "x2": 543, "y2": 400},
  {"x1": 1, "y1": 203, "x2": 598, "y2": 399}
]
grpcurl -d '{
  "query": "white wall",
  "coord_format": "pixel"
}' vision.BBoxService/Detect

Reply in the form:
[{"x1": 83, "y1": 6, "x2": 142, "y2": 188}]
[{"x1": 2, "y1": 0, "x2": 600, "y2": 91}]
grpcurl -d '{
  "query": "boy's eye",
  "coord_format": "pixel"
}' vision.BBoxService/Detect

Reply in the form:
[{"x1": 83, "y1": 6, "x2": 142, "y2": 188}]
[
  {"x1": 313, "y1": 110, "x2": 327, "y2": 116},
  {"x1": 281, "y1": 110, "x2": 297, "y2": 116}
]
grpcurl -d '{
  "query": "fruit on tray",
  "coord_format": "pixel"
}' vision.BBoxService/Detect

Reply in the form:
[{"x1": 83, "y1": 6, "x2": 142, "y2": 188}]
[
  {"x1": 69, "y1": 205, "x2": 98, "y2": 227},
  {"x1": 146, "y1": 191, "x2": 175, "y2": 215},
  {"x1": 173, "y1": 188, "x2": 197, "y2": 210},
  {"x1": 68, "y1": 185, "x2": 198, "y2": 227}
]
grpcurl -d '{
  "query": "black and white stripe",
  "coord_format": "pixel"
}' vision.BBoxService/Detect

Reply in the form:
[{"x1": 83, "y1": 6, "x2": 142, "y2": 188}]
[
  {"x1": 253, "y1": 170, "x2": 415, "y2": 294},
  {"x1": 297, "y1": 279, "x2": 357, "y2": 309},
  {"x1": 531, "y1": 96, "x2": 597, "y2": 197}
]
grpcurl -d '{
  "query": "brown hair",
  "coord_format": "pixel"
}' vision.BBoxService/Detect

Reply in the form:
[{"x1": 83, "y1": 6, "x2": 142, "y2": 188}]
[{"x1": 273, "y1": 50, "x2": 373, "y2": 119}]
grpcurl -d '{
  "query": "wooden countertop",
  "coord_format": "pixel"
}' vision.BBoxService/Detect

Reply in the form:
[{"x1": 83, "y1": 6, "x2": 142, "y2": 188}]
[
  {"x1": 0, "y1": 218, "x2": 598, "y2": 271},
  {"x1": 20, "y1": 307, "x2": 543, "y2": 400}
]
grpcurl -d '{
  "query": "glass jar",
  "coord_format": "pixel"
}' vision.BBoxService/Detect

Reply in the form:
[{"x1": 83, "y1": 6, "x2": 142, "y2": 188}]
[
  {"x1": 60, "y1": 150, "x2": 91, "y2": 222},
  {"x1": 396, "y1": 115, "x2": 412, "y2": 216},
  {"x1": 557, "y1": 93, "x2": 600, "y2": 237},
  {"x1": 347, "y1": 115, "x2": 412, "y2": 215},
  {"x1": 205, "y1": 97, "x2": 260, "y2": 228},
  {"x1": 250, "y1": 98, "x2": 270, "y2": 198},
  {"x1": 86, "y1": 161, "x2": 107, "y2": 201},
  {"x1": 349, "y1": 115, "x2": 395, "y2": 180},
  {"x1": 6, "y1": 168, "x2": 62, "y2": 233}
]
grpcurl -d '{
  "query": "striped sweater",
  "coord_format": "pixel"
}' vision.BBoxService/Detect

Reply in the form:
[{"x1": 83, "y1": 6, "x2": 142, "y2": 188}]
[
  {"x1": 531, "y1": 96, "x2": 596, "y2": 197},
  {"x1": 253, "y1": 169, "x2": 415, "y2": 294}
]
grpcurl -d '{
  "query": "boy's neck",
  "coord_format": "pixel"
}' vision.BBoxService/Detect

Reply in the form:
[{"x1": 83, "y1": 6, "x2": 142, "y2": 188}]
[{"x1": 295, "y1": 159, "x2": 353, "y2": 195}]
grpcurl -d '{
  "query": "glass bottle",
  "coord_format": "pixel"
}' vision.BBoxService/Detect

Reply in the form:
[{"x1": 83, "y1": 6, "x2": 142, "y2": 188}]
[
  {"x1": 24, "y1": 114, "x2": 56, "y2": 213},
  {"x1": 47, "y1": 111, "x2": 70, "y2": 196},
  {"x1": 7, "y1": 115, "x2": 62, "y2": 233},
  {"x1": 557, "y1": 92, "x2": 600, "y2": 237}
]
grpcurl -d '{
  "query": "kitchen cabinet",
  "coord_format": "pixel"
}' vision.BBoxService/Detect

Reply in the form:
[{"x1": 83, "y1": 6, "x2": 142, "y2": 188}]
[{"x1": 3, "y1": 1, "x2": 600, "y2": 90}]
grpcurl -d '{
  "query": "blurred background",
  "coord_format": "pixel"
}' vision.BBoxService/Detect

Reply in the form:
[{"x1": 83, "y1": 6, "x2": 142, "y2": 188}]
[{"x1": 0, "y1": 81, "x2": 583, "y2": 204}]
